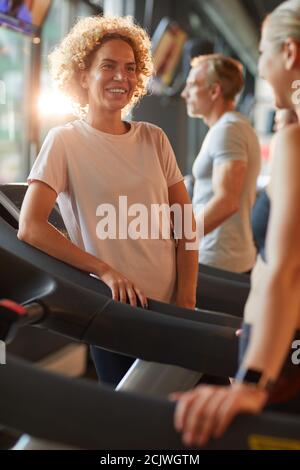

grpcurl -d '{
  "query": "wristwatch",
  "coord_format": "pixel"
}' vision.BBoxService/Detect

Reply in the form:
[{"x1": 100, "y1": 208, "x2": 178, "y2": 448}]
[{"x1": 235, "y1": 367, "x2": 275, "y2": 392}]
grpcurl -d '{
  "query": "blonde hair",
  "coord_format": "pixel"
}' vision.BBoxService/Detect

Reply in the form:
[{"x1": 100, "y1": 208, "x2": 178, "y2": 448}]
[
  {"x1": 191, "y1": 54, "x2": 244, "y2": 101},
  {"x1": 263, "y1": 0, "x2": 300, "y2": 49},
  {"x1": 48, "y1": 15, "x2": 153, "y2": 115}
]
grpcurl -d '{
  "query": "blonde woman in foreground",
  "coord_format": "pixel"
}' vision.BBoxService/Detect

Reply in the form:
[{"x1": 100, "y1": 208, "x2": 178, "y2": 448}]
[{"x1": 173, "y1": 0, "x2": 300, "y2": 447}]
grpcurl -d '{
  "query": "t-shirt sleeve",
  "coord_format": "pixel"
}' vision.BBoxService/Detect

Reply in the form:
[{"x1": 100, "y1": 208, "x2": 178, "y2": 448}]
[
  {"x1": 28, "y1": 128, "x2": 68, "y2": 195},
  {"x1": 159, "y1": 130, "x2": 183, "y2": 187},
  {"x1": 210, "y1": 122, "x2": 248, "y2": 166}
]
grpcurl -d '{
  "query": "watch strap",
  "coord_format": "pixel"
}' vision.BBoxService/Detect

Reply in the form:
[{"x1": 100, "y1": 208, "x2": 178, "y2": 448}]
[{"x1": 235, "y1": 367, "x2": 275, "y2": 392}]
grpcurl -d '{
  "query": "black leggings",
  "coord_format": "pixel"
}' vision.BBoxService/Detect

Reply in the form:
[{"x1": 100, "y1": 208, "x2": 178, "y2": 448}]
[{"x1": 90, "y1": 345, "x2": 135, "y2": 387}]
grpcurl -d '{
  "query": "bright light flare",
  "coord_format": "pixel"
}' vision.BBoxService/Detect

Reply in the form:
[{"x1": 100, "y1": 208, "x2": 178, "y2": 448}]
[{"x1": 37, "y1": 90, "x2": 74, "y2": 116}]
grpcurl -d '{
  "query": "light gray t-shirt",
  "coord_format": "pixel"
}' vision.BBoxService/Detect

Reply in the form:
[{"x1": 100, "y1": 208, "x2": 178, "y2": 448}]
[{"x1": 192, "y1": 111, "x2": 261, "y2": 272}]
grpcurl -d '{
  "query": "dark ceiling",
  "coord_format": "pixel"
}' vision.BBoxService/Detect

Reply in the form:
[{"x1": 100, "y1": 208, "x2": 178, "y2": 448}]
[{"x1": 241, "y1": 0, "x2": 285, "y2": 27}]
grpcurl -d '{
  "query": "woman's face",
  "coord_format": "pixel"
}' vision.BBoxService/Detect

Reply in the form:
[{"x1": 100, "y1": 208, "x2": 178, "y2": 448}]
[
  {"x1": 81, "y1": 38, "x2": 138, "y2": 114},
  {"x1": 259, "y1": 28, "x2": 295, "y2": 109}
]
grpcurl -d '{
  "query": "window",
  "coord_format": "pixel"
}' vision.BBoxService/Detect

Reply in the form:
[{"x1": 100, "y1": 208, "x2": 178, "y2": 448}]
[
  {"x1": 0, "y1": 0, "x2": 98, "y2": 183},
  {"x1": 0, "y1": 27, "x2": 30, "y2": 182},
  {"x1": 39, "y1": 0, "x2": 96, "y2": 142}
]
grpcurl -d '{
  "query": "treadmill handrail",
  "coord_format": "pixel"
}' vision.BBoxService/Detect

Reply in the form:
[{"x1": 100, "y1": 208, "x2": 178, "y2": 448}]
[
  {"x1": 0, "y1": 191, "x2": 20, "y2": 222},
  {"x1": 1, "y1": 354, "x2": 300, "y2": 450}
]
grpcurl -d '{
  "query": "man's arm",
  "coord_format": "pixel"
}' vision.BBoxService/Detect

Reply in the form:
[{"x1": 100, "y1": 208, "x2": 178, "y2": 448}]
[{"x1": 204, "y1": 159, "x2": 247, "y2": 235}]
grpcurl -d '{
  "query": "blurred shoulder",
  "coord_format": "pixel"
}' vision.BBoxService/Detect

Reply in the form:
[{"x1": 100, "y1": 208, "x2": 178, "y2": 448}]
[
  {"x1": 45, "y1": 121, "x2": 80, "y2": 141},
  {"x1": 274, "y1": 123, "x2": 300, "y2": 159},
  {"x1": 278, "y1": 122, "x2": 300, "y2": 143},
  {"x1": 133, "y1": 120, "x2": 167, "y2": 138},
  {"x1": 272, "y1": 123, "x2": 300, "y2": 176}
]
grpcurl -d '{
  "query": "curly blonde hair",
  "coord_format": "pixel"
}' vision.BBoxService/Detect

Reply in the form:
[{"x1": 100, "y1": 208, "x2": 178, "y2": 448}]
[{"x1": 49, "y1": 15, "x2": 153, "y2": 115}]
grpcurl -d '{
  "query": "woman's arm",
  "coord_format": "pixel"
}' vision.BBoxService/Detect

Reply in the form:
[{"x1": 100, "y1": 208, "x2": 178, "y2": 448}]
[
  {"x1": 242, "y1": 125, "x2": 300, "y2": 378},
  {"x1": 18, "y1": 181, "x2": 147, "y2": 307},
  {"x1": 168, "y1": 181, "x2": 198, "y2": 309},
  {"x1": 172, "y1": 125, "x2": 300, "y2": 447}
]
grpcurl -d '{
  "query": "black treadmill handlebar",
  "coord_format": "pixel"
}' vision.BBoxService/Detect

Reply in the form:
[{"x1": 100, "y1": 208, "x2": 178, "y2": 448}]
[
  {"x1": 0, "y1": 300, "x2": 44, "y2": 342},
  {"x1": 0, "y1": 295, "x2": 238, "y2": 376},
  {"x1": 1, "y1": 354, "x2": 300, "y2": 450}
]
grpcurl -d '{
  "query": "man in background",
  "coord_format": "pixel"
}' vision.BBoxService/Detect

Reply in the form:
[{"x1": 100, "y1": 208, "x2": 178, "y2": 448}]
[{"x1": 182, "y1": 54, "x2": 261, "y2": 273}]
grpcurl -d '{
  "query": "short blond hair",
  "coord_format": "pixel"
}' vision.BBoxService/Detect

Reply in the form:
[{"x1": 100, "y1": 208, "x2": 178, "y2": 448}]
[
  {"x1": 191, "y1": 54, "x2": 244, "y2": 101},
  {"x1": 263, "y1": 0, "x2": 300, "y2": 49},
  {"x1": 48, "y1": 15, "x2": 153, "y2": 115}
]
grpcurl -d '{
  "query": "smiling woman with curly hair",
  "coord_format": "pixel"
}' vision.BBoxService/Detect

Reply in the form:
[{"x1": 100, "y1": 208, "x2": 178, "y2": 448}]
[
  {"x1": 49, "y1": 15, "x2": 153, "y2": 115},
  {"x1": 18, "y1": 15, "x2": 198, "y2": 386}
]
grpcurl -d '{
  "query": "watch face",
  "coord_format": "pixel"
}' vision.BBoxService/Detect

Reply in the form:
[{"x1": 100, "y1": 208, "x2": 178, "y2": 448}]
[
  {"x1": 236, "y1": 367, "x2": 274, "y2": 391},
  {"x1": 243, "y1": 369, "x2": 262, "y2": 384},
  {"x1": 235, "y1": 367, "x2": 263, "y2": 384}
]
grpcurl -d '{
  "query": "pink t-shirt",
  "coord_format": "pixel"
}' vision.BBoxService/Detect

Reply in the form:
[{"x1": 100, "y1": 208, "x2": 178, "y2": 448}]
[{"x1": 28, "y1": 120, "x2": 183, "y2": 302}]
